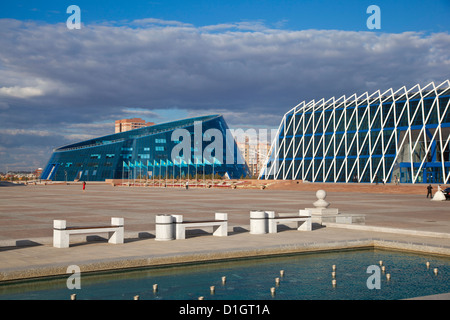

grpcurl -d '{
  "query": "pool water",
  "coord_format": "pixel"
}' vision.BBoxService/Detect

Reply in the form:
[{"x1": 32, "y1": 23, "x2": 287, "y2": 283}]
[{"x1": 0, "y1": 249, "x2": 449, "y2": 300}]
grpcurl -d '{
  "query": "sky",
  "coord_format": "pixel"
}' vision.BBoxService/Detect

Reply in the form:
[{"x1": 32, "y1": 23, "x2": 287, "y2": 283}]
[{"x1": 0, "y1": 0, "x2": 449, "y2": 172}]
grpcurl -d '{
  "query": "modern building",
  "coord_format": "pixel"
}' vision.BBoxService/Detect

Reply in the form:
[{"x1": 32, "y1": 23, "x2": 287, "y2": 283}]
[
  {"x1": 115, "y1": 118, "x2": 155, "y2": 133},
  {"x1": 41, "y1": 114, "x2": 249, "y2": 181},
  {"x1": 259, "y1": 80, "x2": 450, "y2": 184}
]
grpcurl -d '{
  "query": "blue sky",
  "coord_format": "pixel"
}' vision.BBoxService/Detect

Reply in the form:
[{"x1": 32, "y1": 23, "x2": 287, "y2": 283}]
[
  {"x1": 2, "y1": 0, "x2": 450, "y2": 33},
  {"x1": 0, "y1": 1, "x2": 449, "y2": 171}
]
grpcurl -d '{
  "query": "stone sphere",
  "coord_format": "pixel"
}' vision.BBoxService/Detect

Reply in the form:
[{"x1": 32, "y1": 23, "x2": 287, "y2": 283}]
[{"x1": 316, "y1": 189, "x2": 327, "y2": 200}]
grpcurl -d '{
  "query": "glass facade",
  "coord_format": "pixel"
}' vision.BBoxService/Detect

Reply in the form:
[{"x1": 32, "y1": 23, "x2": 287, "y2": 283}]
[
  {"x1": 260, "y1": 80, "x2": 450, "y2": 184},
  {"x1": 41, "y1": 115, "x2": 249, "y2": 181}
]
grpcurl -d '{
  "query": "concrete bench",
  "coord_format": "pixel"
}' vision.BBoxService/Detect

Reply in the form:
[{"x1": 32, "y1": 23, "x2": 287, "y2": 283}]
[
  {"x1": 268, "y1": 210, "x2": 312, "y2": 233},
  {"x1": 155, "y1": 213, "x2": 228, "y2": 240},
  {"x1": 53, "y1": 217, "x2": 124, "y2": 248},
  {"x1": 174, "y1": 213, "x2": 228, "y2": 240},
  {"x1": 250, "y1": 210, "x2": 311, "y2": 234}
]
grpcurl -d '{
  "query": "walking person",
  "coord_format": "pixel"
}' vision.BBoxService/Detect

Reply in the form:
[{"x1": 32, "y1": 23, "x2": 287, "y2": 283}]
[
  {"x1": 426, "y1": 184, "x2": 433, "y2": 198},
  {"x1": 82, "y1": 181, "x2": 86, "y2": 192},
  {"x1": 185, "y1": 180, "x2": 189, "y2": 190}
]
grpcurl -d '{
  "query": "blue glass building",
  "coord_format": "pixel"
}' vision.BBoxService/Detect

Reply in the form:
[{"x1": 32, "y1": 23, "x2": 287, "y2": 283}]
[
  {"x1": 260, "y1": 80, "x2": 450, "y2": 184},
  {"x1": 41, "y1": 114, "x2": 249, "y2": 181}
]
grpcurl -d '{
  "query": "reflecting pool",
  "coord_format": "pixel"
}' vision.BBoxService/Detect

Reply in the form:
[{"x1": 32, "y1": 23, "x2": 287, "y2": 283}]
[{"x1": 0, "y1": 249, "x2": 449, "y2": 300}]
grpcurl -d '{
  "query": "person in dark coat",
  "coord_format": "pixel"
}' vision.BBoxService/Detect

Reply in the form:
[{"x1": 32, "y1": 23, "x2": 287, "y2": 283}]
[{"x1": 426, "y1": 184, "x2": 433, "y2": 198}]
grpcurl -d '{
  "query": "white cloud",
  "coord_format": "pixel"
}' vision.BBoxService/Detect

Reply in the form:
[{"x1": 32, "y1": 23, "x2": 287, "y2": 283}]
[
  {"x1": 131, "y1": 18, "x2": 194, "y2": 28},
  {"x1": 64, "y1": 133, "x2": 99, "y2": 141},
  {"x1": 0, "y1": 86, "x2": 43, "y2": 98},
  {"x1": 0, "y1": 129, "x2": 53, "y2": 136},
  {"x1": 66, "y1": 122, "x2": 113, "y2": 130},
  {"x1": 0, "y1": 18, "x2": 449, "y2": 170},
  {"x1": 1, "y1": 20, "x2": 448, "y2": 118},
  {"x1": 121, "y1": 108, "x2": 160, "y2": 117}
]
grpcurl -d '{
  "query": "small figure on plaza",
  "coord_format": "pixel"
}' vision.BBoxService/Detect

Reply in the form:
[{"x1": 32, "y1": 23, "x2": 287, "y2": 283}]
[
  {"x1": 394, "y1": 175, "x2": 399, "y2": 185},
  {"x1": 431, "y1": 184, "x2": 446, "y2": 201},
  {"x1": 426, "y1": 184, "x2": 433, "y2": 198}
]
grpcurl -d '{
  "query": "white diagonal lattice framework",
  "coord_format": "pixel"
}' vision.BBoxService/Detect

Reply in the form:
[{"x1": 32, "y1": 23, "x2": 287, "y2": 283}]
[{"x1": 259, "y1": 80, "x2": 450, "y2": 184}]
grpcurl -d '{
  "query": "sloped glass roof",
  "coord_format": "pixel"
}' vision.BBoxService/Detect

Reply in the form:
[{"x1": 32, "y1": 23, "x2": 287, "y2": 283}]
[{"x1": 56, "y1": 114, "x2": 220, "y2": 152}]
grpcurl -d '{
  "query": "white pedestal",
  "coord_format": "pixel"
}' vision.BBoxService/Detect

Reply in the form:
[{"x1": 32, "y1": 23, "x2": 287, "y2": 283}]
[
  {"x1": 155, "y1": 214, "x2": 175, "y2": 241},
  {"x1": 250, "y1": 210, "x2": 268, "y2": 234}
]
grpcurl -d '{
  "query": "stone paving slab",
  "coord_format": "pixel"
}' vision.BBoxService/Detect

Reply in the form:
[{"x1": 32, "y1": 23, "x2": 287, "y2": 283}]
[{"x1": 1, "y1": 183, "x2": 449, "y2": 242}]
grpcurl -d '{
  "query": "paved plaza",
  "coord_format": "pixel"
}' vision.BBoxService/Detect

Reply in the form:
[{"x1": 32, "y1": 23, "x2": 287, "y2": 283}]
[
  {"x1": 1, "y1": 182, "x2": 450, "y2": 242},
  {"x1": 0, "y1": 182, "x2": 449, "y2": 299}
]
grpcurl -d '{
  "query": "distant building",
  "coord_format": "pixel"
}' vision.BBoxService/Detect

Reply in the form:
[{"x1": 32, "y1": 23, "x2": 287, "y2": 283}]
[
  {"x1": 236, "y1": 136, "x2": 271, "y2": 177},
  {"x1": 115, "y1": 118, "x2": 155, "y2": 133},
  {"x1": 236, "y1": 136, "x2": 251, "y2": 169},
  {"x1": 34, "y1": 168, "x2": 43, "y2": 178}
]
